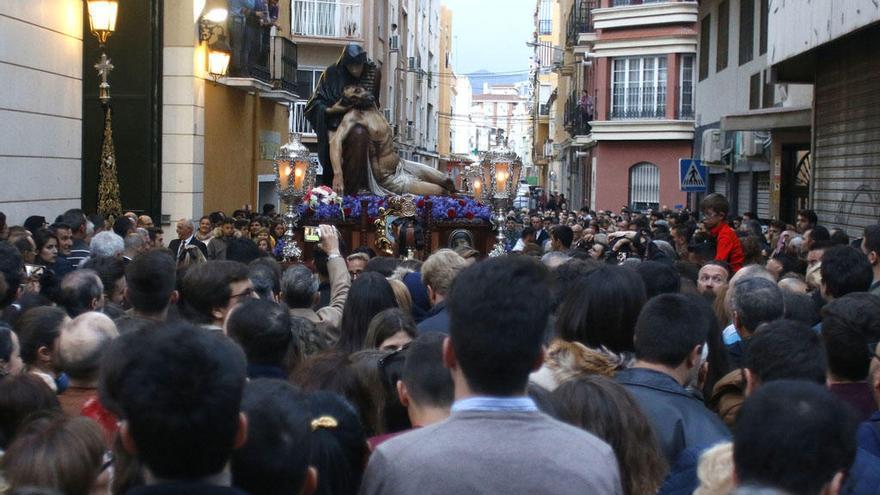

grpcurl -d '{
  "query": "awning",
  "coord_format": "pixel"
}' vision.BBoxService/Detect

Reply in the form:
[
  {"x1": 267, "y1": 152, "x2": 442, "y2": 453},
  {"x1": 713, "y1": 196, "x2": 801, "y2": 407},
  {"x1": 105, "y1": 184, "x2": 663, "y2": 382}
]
[{"x1": 721, "y1": 106, "x2": 811, "y2": 131}]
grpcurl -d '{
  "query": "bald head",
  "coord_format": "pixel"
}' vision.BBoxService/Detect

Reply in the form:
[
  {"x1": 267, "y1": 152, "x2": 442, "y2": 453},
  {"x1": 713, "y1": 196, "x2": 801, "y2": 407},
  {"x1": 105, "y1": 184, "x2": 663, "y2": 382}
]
[{"x1": 58, "y1": 312, "x2": 118, "y2": 384}]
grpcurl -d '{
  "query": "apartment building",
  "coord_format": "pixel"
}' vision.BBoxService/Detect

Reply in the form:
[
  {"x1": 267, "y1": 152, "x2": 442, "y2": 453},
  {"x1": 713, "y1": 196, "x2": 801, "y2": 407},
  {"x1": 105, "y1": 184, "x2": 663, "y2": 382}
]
[
  {"x1": 695, "y1": 0, "x2": 812, "y2": 222},
  {"x1": 530, "y1": 0, "x2": 562, "y2": 189},
  {"x1": 437, "y1": 6, "x2": 456, "y2": 167},
  {"x1": 557, "y1": 0, "x2": 698, "y2": 212},
  {"x1": 290, "y1": 0, "x2": 442, "y2": 168}
]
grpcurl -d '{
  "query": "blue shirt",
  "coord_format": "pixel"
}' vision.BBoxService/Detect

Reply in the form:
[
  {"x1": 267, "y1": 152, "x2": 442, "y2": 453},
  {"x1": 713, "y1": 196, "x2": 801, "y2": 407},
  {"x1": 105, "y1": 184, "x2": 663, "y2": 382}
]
[
  {"x1": 228, "y1": 0, "x2": 255, "y2": 15},
  {"x1": 452, "y1": 396, "x2": 538, "y2": 413}
]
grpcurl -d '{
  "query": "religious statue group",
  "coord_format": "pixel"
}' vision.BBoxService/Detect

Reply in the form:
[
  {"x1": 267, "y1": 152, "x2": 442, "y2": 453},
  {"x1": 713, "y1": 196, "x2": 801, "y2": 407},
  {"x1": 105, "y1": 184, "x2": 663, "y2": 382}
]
[{"x1": 304, "y1": 44, "x2": 456, "y2": 197}]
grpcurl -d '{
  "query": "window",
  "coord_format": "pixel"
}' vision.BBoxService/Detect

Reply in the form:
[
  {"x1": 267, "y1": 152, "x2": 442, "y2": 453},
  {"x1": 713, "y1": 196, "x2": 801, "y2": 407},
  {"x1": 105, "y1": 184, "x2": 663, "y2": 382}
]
[
  {"x1": 759, "y1": 0, "x2": 769, "y2": 55},
  {"x1": 762, "y1": 69, "x2": 774, "y2": 108},
  {"x1": 749, "y1": 72, "x2": 760, "y2": 110},
  {"x1": 611, "y1": 56, "x2": 667, "y2": 119},
  {"x1": 739, "y1": 0, "x2": 755, "y2": 65},
  {"x1": 629, "y1": 162, "x2": 660, "y2": 211},
  {"x1": 295, "y1": 68, "x2": 323, "y2": 100},
  {"x1": 538, "y1": 0, "x2": 552, "y2": 35},
  {"x1": 716, "y1": 0, "x2": 729, "y2": 72},
  {"x1": 699, "y1": 15, "x2": 710, "y2": 80},
  {"x1": 680, "y1": 54, "x2": 695, "y2": 119}
]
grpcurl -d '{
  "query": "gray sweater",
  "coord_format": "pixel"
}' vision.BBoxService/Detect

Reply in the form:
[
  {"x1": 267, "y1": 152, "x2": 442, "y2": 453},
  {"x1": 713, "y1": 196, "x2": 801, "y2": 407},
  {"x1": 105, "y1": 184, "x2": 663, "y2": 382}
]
[{"x1": 359, "y1": 410, "x2": 623, "y2": 495}]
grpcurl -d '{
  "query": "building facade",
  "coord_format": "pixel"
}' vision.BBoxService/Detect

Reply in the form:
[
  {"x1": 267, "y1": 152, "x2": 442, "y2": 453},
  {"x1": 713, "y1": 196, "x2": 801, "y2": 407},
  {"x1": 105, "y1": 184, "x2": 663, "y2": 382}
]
[
  {"x1": 558, "y1": 0, "x2": 697, "y2": 213},
  {"x1": 1, "y1": 0, "x2": 443, "y2": 226},
  {"x1": 769, "y1": 0, "x2": 880, "y2": 235},
  {"x1": 437, "y1": 6, "x2": 456, "y2": 166},
  {"x1": 1, "y1": 1, "x2": 84, "y2": 223},
  {"x1": 695, "y1": 0, "x2": 812, "y2": 222}
]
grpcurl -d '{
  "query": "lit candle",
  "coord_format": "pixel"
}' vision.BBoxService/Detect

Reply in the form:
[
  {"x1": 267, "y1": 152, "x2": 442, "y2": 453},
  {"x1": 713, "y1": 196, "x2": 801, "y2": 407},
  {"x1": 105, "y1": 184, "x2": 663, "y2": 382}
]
[
  {"x1": 496, "y1": 166, "x2": 509, "y2": 193},
  {"x1": 279, "y1": 162, "x2": 291, "y2": 188},
  {"x1": 474, "y1": 179, "x2": 482, "y2": 198},
  {"x1": 293, "y1": 162, "x2": 305, "y2": 190}
]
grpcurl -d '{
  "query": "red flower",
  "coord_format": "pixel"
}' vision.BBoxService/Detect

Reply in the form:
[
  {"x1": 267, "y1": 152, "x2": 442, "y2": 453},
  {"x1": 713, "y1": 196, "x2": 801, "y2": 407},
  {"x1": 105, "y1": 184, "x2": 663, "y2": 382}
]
[
  {"x1": 458, "y1": 199, "x2": 466, "y2": 206},
  {"x1": 417, "y1": 199, "x2": 426, "y2": 208},
  {"x1": 447, "y1": 209, "x2": 457, "y2": 219},
  {"x1": 465, "y1": 212, "x2": 475, "y2": 220},
  {"x1": 343, "y1": 207, "x2": 352, "y2": 216}
]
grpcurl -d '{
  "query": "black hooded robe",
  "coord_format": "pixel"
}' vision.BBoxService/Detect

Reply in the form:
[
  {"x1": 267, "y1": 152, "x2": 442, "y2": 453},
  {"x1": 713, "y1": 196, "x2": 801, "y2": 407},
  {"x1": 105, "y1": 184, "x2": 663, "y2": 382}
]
[{"x1": 304, "y1": 44, "x2": 382, "y2": 195}]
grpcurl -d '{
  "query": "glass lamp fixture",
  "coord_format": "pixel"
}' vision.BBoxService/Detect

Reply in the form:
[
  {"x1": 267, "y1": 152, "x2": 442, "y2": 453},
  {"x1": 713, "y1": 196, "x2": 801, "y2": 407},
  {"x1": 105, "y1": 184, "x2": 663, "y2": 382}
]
[
  {"x1": 273, "y1": 133, "x2": 316, "y2": 261},
  {"x1": 206, "y1": 35, "x2": 232, "y2": 82},
  {"x1": 480, "y1": 146, "x2": 522, "y2": 257},
  {"x1": 87, "y1": 0, "x2": 118, "y2": 45}
]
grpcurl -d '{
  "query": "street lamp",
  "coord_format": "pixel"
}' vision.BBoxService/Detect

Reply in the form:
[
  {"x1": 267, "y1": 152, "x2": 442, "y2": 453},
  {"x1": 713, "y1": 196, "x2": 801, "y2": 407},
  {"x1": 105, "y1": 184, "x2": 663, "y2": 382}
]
[
  {"x1": 87, "y1": 0, "x2": 122, "y2": 219},
  {"x1": 480, "y1": 145, "x2": 521, "y2": 257},
  {"x1": 87, "y1": 0, "x2": 118, "y2": 46},
  {"x1": 200, "y1": 8, "x2": 232, "y2": 82},
  {"x1": 273, "y1": 133, "x2": 316, "y2": 261}
]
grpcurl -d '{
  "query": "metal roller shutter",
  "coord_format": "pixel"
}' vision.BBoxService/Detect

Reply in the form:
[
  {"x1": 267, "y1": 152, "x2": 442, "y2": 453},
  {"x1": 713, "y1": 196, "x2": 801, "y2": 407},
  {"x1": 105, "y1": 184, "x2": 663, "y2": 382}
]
[
  {"x1": 812, "y1": 30, "x2": 880, "y2": 235},
  {"x1": 756, "y1": 172, "x2": 770, "y2": 219},
  {"x1": 629, "y1": 162, "x2": 660, "y2": 210},
  {"x1": 712, "y1": 173, "x2": 728, "y2": 197}
]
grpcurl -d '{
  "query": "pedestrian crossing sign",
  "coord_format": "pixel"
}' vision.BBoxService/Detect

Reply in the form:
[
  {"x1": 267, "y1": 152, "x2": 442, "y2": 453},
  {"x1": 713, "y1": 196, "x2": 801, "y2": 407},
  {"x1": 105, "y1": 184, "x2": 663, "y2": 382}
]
[{"x1": 679, "y1": 159, "x2": 707, "y2": 192}]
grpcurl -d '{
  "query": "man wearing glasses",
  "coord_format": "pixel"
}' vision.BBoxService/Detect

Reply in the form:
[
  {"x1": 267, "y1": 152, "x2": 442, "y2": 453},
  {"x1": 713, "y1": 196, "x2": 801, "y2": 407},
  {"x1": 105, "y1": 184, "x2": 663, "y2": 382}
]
[{"x1": 178, "y1": 260, "x2": 257, "y2": 332}]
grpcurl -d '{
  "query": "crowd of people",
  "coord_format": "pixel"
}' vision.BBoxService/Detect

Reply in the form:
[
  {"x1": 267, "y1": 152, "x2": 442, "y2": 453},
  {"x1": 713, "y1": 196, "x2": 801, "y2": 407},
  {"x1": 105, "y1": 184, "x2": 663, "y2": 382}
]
[{"x1": 0, "y1": 191, "x2": 878, "y2": 495}]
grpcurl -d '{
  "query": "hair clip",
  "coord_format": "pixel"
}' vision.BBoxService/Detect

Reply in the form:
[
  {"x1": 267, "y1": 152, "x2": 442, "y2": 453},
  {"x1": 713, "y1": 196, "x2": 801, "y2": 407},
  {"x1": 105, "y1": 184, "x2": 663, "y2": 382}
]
[{"x1": 311, "y1": 416, "x2": 339, "y2": 432}]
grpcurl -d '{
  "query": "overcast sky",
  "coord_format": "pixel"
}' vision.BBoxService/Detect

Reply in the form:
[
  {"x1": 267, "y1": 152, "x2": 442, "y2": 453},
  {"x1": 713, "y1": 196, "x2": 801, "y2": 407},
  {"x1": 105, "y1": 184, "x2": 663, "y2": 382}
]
[{"x1": 440, "y1": 0, "x2": 534, "y2": 75}]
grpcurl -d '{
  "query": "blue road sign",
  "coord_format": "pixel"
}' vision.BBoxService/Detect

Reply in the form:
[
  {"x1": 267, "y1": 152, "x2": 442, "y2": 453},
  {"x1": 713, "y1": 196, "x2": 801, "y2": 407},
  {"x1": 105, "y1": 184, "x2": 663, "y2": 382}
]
[{"x1": 680, "y1": 159, "x2": 707, "y2": 193}]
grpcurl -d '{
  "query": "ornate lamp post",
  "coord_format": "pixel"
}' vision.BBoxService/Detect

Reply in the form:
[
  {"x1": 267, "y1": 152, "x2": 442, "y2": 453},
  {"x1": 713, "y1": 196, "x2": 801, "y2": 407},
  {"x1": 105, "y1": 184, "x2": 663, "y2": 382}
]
[
  {"x1": 273, "y1": 133, "x2": 316, "y2": 261},
  {"x1": 87, "y1": 0, "x2": 121, "y2": 219},
  {"x1": 480, "y1": 145, "x2": 522, "y2": 257},
  {"x1": 199, "y1": 8, "x2": 232, "y2": 82}
]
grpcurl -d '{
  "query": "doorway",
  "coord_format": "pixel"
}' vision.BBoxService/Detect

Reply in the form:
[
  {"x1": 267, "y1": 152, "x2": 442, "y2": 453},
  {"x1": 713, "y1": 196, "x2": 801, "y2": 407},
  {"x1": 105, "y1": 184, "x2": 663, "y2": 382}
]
[{"x1": 779, "y1": 145, "x2": 811, "y2": 223}]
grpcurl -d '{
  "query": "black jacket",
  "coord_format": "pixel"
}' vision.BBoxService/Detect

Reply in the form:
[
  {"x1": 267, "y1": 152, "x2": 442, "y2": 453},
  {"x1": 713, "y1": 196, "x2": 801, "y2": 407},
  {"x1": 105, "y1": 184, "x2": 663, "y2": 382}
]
[
  {"x1": 168, "y1": 237, "x2": 208, "y2": 261},
  {"x1": 616, "y1": 367, "x2": 730, "y2": 464}
]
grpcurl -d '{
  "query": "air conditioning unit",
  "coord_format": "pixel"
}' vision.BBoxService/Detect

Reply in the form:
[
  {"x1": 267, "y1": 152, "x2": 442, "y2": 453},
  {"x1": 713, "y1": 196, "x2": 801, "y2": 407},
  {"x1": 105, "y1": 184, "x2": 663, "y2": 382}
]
[
  {"x1": 552, "y1": 50, "x2": 563, "y2": 66},
  {"x1": 408, "y1": 57, "x2": 416, "y2": 70},
  {"x1": 739, "y1": 131, "x2": 764, "y2": 157},
  {"x1": 389, "y1": 34, "x2": 400, "y2": 52},
  {"x1": 701, "y1": 129, "x2": 722, "y2": 164},
  {"x1": 383, "y1": 108, "x2": 393, "y2": 122}
]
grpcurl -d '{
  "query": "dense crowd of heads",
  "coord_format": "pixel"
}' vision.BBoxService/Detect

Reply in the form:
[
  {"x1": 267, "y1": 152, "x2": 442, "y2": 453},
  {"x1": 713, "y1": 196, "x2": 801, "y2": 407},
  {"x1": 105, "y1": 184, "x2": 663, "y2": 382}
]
[{"x1": 0, "y1": 197, "x2": 877, "y2": 495}]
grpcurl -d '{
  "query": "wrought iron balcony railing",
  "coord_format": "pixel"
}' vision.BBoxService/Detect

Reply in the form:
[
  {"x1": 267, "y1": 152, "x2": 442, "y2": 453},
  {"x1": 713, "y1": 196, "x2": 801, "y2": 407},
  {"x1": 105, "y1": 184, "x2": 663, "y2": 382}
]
[
  {"x1": 269, "y1": 36, "x2": 298, "y2": 93},
  {"x1": 565, "y1": 90, "x2": 593, "y2": 136},
  {"x1": 566, "y1": 0, "x2": 597, "y2": 46},
  {"x1": 610, "y1": 85, "x2": 667, "y2": 119}
]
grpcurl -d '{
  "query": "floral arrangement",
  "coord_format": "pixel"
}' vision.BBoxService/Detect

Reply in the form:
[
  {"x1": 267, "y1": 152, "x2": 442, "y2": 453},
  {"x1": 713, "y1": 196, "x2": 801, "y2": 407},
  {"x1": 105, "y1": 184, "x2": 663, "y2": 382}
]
[
  {"x1": 298, "y1": 194, "x2": 492, "y2": 222},
  {"x1": 304, "y1": 186, "x2": 342, "y2": 209}
]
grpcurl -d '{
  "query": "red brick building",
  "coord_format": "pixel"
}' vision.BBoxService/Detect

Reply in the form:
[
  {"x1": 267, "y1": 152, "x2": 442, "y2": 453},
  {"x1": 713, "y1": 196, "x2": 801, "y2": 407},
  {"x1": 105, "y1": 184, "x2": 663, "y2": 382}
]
[{"x1": 561, "y1": 0, "x2": 697, "y2": 212}]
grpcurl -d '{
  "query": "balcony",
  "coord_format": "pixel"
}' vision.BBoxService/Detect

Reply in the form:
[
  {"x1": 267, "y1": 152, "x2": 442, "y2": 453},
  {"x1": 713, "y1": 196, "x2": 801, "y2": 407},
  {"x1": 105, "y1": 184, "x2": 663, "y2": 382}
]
[
  {"x1": 224, "y1": 19, "x2": 299, "y2": 102},
  {"x1": 610, "y1": 85, "x2": 666, "y2": 119},
  {"x1": 292, "y1": 0, "x2": 362, "y2": 40},
  {"x1": 612, "y1": 0, "x2": 669, "y2": 6},
  {"x1": 564, "y1": 90, "x2": 593, "y2": 137},
  {"x1": 290, "y1": 100, "x2": 315, "y2": 136},
  {"x1": 593, "y1": 0, "x2": 698, "y2": 30},
  {"x1": 269, "y1": 37, "x2": 298, "y2": 93},
  {"x1": 566, "y1": 0, "x2": 597, "y2": 47}
]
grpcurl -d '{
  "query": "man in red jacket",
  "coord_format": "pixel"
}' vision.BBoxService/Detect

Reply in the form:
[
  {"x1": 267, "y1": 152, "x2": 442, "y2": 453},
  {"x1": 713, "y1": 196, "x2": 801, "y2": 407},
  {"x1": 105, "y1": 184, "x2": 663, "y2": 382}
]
[{"x1": 700, "y1": 193, "x2": 744, "y2": 272}]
